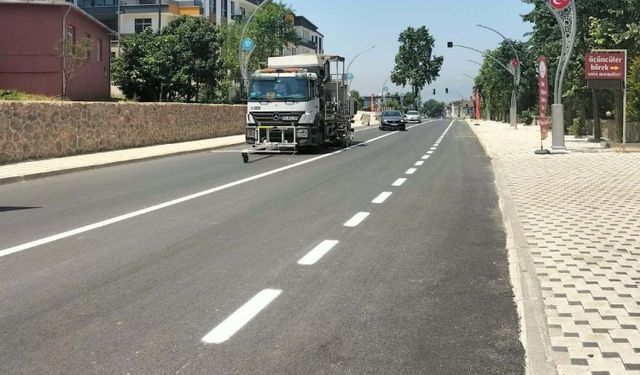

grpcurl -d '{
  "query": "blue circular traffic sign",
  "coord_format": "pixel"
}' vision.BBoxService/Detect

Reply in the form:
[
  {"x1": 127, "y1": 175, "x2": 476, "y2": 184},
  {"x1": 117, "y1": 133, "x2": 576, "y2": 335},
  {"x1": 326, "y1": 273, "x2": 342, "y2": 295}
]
[
  {"x1": 347, "y1": 73, "x2": 354, "y2": 81},
  {"x1": 242, "y1": 38, "x2": 255, "y2": 52}
]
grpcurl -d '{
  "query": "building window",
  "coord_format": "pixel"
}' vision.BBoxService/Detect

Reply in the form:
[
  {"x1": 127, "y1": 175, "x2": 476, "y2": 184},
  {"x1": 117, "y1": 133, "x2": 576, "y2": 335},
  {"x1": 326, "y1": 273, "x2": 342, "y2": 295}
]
[
  {"x1": 135, "y1": 18, "x2": 152, "y2": 34},
  {"x1": 84, "y1": 33, "x2": 91, "y2": 59},
  {"x1": 240, "y1": 6, "x2": 245, "y2": 15},
  {"x1": 222, "y1": 0, "x2": 227, "y2": 17},
  {"x1": 97, "y1": 38, "x2": 103, "y2": 62},
  {"x1": 67, "y1": 25, "x2": 75, "y2": 43},
  {"x1": 230, "y1": 1, "x2": 235, "y2": 16}
]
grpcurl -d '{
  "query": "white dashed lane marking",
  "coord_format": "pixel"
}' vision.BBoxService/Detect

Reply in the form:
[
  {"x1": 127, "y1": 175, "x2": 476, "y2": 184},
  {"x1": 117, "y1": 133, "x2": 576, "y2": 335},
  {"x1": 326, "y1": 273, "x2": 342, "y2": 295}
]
[
  {"x1": 372, "y1": 192, "x2": 393, "y2": 204},
  {"x1": 415, "y1": 161, "x2": 424, "y2": 166},
  {"x1": 201, "y1": 289, "x2": 282, "y2": 344},
  {"x1": 344, "y1": 212, "x2": 370, "y2": 227},
  {"x1": 392, "y1": 178, "x2": 407, "y2": 187},
  {"x1": 421, "y1": 155, "x2": 431, "y2": 160},
  {"x1": 298, "y1": 240, "x2": 339, "y2": 266},
  {"x1": 405, "y1": 168, "x2": 417, "y2": 175}
]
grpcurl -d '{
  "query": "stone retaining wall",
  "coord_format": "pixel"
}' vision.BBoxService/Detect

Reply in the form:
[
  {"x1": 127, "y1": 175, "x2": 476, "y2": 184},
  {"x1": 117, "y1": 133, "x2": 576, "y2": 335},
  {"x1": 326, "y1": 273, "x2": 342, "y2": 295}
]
[{"x1": 0, "y1": 101, "x2": 246, "y2": 164}]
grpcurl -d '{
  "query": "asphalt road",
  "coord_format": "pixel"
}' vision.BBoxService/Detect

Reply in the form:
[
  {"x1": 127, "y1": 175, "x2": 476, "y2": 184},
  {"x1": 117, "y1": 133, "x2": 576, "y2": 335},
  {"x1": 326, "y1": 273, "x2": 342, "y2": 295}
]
[{"x1": 0, "y1": 119, "x2": 525, "y2": 374}]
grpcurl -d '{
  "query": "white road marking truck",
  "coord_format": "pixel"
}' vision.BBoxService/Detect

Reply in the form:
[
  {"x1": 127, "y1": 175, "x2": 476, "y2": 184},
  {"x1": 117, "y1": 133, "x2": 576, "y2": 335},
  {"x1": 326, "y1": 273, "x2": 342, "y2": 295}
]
[{"x1": 241, "y1": 54, "x2": 353, "y2": 163}]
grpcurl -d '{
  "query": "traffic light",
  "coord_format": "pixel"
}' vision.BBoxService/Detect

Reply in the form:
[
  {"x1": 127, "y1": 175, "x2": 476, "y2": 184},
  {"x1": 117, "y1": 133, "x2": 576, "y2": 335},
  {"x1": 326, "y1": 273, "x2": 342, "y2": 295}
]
[
  {"x1": 445, "y1": 88, "x2": 449, "y2": 94},
  {"x1": 433, "y1": 89, "x2": 436, "y2": 95},
  {"x1": 447, "y1": 42, "x2": 454, "y2": 48}
]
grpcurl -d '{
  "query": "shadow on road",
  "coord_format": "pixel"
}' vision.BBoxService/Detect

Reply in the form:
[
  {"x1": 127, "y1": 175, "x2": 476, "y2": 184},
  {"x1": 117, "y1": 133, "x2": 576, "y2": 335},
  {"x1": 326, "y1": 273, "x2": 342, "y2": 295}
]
[{"x1": 0, "y1": 206, "x2": 41, "y2": 213}]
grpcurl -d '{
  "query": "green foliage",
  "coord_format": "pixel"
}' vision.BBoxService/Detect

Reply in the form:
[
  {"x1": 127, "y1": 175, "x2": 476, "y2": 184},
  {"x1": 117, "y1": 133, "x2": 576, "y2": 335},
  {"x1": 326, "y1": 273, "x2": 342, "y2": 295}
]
[
  {"x1": 391, "y1": 26, "x2": 443, "y2": 109},
  {"x1": 218, "y1": 1, "x2": 298, "y2": 101},
  {"x1": 521, "y1": 0, "x2": 640, "y2": 140},
  {"x1": 522, "y1": 109, "x2": 534, "y2": 125},
  {"x1": 350, "y1": 90, "x2": 362, "y2": 111},
  {"x1": 570, "y1": 115, "x2": 587, "y2": 137},
  {"x1": 0, "y1": 90, "x2": 54, "y2": 101},
  {"x1": 628, "y1": 56, "x2": 640, "y2": 122},
  {"x1": 112, "y1": 16, "x2": 222, "y2": 103},
  {"x1": 421, "y1": 99, "x2": 445, "y2": 117}
]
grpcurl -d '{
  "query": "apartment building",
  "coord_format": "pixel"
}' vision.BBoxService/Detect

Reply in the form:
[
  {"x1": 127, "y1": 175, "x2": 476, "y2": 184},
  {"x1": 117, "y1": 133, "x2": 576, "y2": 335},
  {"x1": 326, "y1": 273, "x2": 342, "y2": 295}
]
[
  {"x1": 73, "y1": 0, "x2": 262, "y2": 36},
  {"x1": 284, "y1": 15, "x2": 324, "y2": 56}
]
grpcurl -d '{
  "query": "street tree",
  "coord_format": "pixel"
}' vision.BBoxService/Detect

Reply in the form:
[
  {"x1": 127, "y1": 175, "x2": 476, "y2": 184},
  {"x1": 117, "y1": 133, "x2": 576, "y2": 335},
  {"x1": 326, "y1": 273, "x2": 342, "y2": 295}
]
[
  {"x1": 350, "y1": 90, "x2": 362, "y2": 111},
  {"x1": 113, "y1": 16, "x2": 222, "y2": 103},
  {"x1": 422, "y1": 99, "x2": 445, "y2": 117},
  {"x1": 56, "y1": 36, "x2": 93, "y2": 100},
  {"x1": 391, "y1": 26, "x2": 443, "y2": 110},
  {"x1": 521, "y1": 0, "x2": 640, "y2": 140},
  {"x1": 218, "y1": 1, "x2": 298, "y2": 102}
]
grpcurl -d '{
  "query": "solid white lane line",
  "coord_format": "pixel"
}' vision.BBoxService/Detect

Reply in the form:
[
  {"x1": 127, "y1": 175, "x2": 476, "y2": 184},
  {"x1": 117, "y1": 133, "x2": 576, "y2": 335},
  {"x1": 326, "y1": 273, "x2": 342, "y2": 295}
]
[
  {"x1": 298, "y1": 240, "x2": 339, "y2": 266},
  {"x1": 405, "y1": 168, "x2": 417, "y2": 175},
  {"x1": 1, "y1": 123, "x2": 440, "y2": 260},
  {"x1": 415, "y1": 161, "x2": 424, "y2": 166},
  {"x1": 421, "y1": 155, "x2": 431, "y2": 160},
  {"x1": 201, "y1": 289, "x2": 282, "y2": 344},
  {"x1": 372, "y1": 191, "x2": 393, "y2": 204},
  {"x1": 344, "y1": 212, "x2": 370, "y2": 227},
  {"x1": 392, "y1": 178, "x2": 407, "y2": 187}
]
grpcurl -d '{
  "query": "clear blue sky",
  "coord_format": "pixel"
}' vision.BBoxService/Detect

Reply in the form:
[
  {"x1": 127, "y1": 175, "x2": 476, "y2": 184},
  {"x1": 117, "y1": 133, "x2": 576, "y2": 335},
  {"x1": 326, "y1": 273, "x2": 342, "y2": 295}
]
[{"x1": 285, "y1": 0, "x2": 534, "y2": 103}]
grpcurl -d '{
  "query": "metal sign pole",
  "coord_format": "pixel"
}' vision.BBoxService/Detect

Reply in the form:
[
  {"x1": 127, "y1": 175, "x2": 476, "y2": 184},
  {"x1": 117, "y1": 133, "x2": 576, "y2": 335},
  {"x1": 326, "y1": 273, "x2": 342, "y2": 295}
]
[{"x1": 623, "y1": 49, "x2": 627, "y2": 149}]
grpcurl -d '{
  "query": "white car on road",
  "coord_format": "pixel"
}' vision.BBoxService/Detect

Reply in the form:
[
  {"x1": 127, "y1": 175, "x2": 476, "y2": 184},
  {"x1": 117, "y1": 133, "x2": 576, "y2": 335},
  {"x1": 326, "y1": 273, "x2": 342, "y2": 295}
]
[{"x1": 404, "y1": 111, "x2": 422, "y2": 123}]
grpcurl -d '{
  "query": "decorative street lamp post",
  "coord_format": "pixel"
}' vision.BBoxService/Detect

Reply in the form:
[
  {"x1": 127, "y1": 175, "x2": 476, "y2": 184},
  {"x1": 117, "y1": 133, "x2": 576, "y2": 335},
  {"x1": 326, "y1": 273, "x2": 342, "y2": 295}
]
[
  {"x1": 476, "y1": 24, "x2": 521, "y2": 129},
  {"x1": 346, "y1": 45, "x2": 375, "y2": 93},
  {"x1": 448, "y1": 42, "x2": 517, "y2": 126},
  {"x1": 238, "y1": 0, "x2": 273, "y2": 98},
  {"x1": 546, "y1": 0, "x2": 577, "y2": 151}
]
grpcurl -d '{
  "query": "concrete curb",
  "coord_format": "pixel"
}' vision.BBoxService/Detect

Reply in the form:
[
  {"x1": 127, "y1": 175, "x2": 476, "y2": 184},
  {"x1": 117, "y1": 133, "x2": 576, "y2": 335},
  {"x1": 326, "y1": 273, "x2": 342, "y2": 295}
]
[
  {"x1": 0, "y1": 139, "x2": 245, "y2": 185},
  {"x1": 466, "y1": 120, "x2": 558, "y2": 375}
]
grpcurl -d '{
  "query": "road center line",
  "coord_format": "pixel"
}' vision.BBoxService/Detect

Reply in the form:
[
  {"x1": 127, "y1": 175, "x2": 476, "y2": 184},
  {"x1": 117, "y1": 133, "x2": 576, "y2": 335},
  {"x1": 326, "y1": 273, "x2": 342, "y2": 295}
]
[
  {"x1": 372, "y1": 191, "x2": 393, "y2": 204},
  {"x1": 297, "y1": 240, "x2": 339, "y2": 266},
  {"x1": 201, "y1": 289, "x2": 282, "y2": 344},
  {"x1": 427, "y1": 151, "x2": 434, "y2": 155},
  {"x1": 344, "y1": 212, "x2": 370, "y2": 227},
  {"x1": 0, "y1": 122, "x2": 444, "y2": 260},
  {"x1": 405, "y1": 168, "x2": 417, "y2": 175},
  {"x1": 392, "y1": 178, "x2": 407, "y2": 187},
  {"x1": 415, "y1": 161, "x2": 424, "y2": 166},
  {"x1": 421, "y1": 155, "x2": 431, "y2": 160}
]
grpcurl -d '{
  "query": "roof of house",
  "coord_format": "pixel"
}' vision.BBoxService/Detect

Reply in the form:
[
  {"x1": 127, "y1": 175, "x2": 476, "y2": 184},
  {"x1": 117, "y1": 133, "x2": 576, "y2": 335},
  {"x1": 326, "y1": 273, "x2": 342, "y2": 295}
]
[
  {"x1": 0, "y1": 0, "x2": 114, "y2": 34},
  {"x1": 294, "y1": 15, "x2": 324, "y2": 37}
]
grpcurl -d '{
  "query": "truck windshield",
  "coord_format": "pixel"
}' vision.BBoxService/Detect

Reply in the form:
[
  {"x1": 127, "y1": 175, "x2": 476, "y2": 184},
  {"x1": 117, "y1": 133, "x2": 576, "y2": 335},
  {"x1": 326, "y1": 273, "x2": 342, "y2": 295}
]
[{"x1": 249, "y1": 77, "x2": 310, "y2": 102}]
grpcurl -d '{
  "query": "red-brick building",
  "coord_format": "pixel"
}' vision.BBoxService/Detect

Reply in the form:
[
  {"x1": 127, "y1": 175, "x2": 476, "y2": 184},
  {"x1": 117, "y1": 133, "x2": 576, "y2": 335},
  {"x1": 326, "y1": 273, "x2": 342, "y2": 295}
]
[{"x1": 0, "y1": 0, "x2": 112, "y2": 100}]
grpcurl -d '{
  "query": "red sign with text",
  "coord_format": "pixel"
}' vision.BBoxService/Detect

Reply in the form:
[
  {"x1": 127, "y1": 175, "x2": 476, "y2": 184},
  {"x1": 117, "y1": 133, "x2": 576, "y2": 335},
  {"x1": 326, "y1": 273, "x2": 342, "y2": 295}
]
[
  {"x1": 538, "y1": 56, "x2": 549, "y2": 140},
  {"x1": 585, "y1": 52, "x2": 626, "y2": 80}
]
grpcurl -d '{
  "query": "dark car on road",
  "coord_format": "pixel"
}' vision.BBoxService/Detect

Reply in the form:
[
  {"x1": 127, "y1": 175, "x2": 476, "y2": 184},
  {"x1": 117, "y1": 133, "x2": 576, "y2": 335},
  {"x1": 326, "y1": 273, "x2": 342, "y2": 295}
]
[{"x1": 379, "y1": 110, "x2": 406, "y2": 131}]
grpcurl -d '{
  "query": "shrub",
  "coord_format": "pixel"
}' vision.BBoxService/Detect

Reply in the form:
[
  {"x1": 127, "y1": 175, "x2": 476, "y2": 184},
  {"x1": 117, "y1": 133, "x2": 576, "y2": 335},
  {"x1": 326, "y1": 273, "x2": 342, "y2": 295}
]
[{"x1": 570, "y1": 116, "x2": 587, "y2": 137}]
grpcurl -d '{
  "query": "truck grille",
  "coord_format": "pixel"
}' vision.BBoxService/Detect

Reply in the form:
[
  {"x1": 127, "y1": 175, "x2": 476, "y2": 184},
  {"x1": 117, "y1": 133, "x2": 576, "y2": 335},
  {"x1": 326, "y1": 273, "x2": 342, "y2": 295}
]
[{"x1": 251, "y1": 112, "x2": 303, "y2": 126}]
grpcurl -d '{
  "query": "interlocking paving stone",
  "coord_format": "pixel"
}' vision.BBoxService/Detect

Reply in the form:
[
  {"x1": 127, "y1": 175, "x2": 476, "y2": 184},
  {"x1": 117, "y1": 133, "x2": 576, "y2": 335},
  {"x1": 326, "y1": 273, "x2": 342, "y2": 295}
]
[{"x1": 470, "y1": 121, "x2": 640, "y2": 374}]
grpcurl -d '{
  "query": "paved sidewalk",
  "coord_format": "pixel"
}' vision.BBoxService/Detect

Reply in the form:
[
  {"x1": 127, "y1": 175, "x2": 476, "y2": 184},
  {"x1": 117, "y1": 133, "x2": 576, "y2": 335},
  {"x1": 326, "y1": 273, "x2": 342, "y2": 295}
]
[{"x1": 469, "y1": 120, "x2": 640, "y2": 375}]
